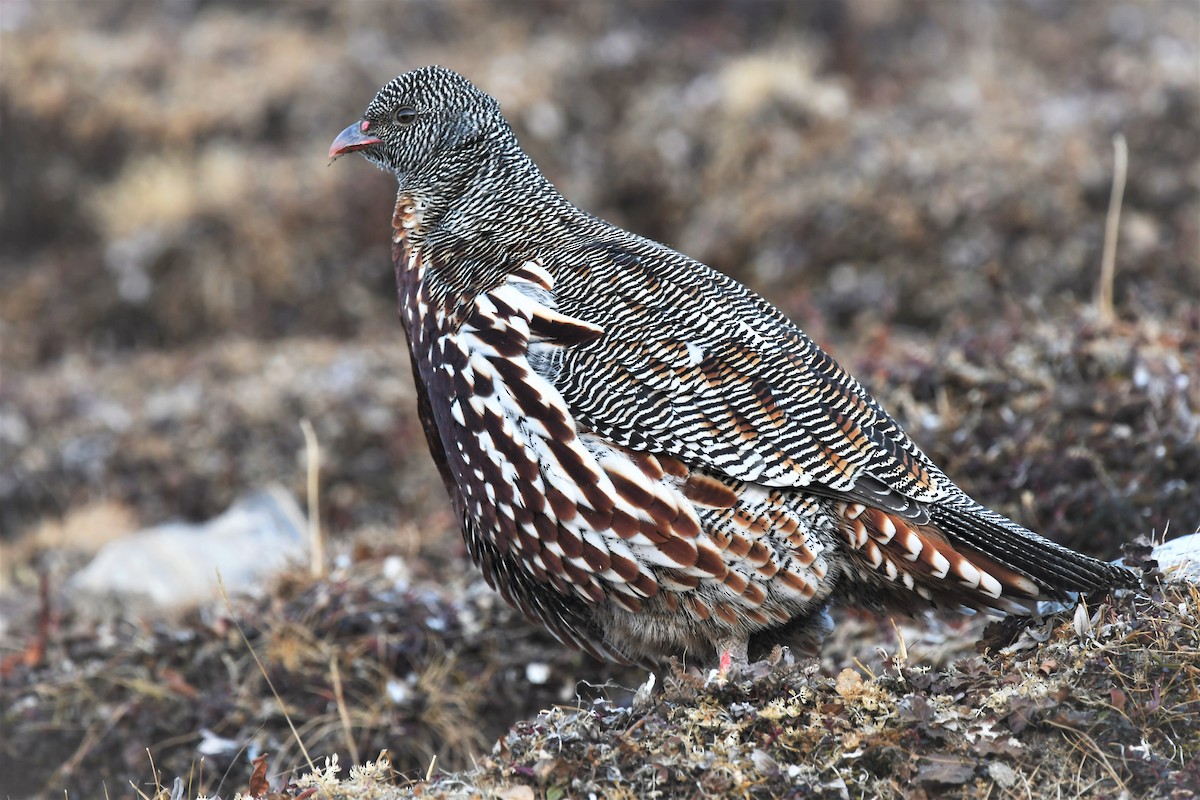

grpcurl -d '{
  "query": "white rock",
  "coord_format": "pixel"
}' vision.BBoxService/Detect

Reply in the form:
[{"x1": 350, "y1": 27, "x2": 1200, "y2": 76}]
[
  {"x1": 67, "y1": 484, "x2": 308, "y2": 613},
  {"x1": 524, "y1": 662, "x2": 551, "y2": 685},
  {"x1": 1152, "y1": 533, "x2": 1200, "y2": 583}
]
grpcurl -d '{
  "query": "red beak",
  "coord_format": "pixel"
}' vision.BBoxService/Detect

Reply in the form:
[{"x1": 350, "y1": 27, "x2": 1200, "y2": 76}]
[{"x1": 329, "y1": 121, "x2": 383, "y2": 160}]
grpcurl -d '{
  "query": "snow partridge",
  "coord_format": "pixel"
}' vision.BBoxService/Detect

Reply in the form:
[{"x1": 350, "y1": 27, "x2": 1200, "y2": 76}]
[{"x1": 329, "y1": 66, "x2": 1136, "y2": 666}]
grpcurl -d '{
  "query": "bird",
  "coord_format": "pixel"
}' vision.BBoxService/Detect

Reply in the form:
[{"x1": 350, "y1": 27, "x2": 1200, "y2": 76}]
[{"x1": 329, "y1": 66, "x2": 1138, "y2": 668}]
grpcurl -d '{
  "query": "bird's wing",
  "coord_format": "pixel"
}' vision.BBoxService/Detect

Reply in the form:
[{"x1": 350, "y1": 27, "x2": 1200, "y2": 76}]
[
  {"x1": 542, "y1": 237, "x2": 1134, "y2": 598},
  {"x1": 547, "y1": 237, "x2": 952, "y2": 510}
]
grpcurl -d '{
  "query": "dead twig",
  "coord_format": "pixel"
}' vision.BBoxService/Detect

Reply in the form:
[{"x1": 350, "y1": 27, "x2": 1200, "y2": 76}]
[
  {"x1": 300, "y1": 418, "x2": 325, "y2": 579},
  {"x1": 1095, "y1": 133, "x2": 1128, "y2": 325},
  {"x1": 217, "y1": 576, "x2": 316, "y2": 773},
  {"x1": 329, "y1": 655, "x2": 361, "y2": 765}
]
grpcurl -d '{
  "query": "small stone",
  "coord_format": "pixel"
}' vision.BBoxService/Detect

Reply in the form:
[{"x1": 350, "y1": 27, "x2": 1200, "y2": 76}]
[
  {"x1": 1151, "y1": 533, "x2": 1200, "y2": 583},
  {"x1": 525, "y1": 662, "x2": 551, "y2": 685},
  {"x1": 67, "y1": 484, "x2": 307, "y2": 614},
  {"x1": 987, "y1": 761, "x2": 1019, "y2": 789}
]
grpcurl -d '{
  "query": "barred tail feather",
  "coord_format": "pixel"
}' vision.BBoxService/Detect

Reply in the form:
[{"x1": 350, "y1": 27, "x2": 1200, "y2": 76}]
[
  {"x1": 927, "y1": 502, "x2": 1139, "y2": 599},
  {"x1": 834, "y1": 496, "x2": 1137, "y2": 617}
]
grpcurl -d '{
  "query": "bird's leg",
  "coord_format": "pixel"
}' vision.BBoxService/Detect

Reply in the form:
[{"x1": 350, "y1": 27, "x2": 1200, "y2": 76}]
[{"x1": 715, "y1": 637, "x2": 749, "y2": 682}]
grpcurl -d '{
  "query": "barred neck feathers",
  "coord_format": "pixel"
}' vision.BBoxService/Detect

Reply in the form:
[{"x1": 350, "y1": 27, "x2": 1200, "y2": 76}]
[
  {"x1": 398, "y1": 140, "x2": 582, "y2": 322},
  {"x1": 415, "y1": 129, "x2": 574, "y2": 253}
]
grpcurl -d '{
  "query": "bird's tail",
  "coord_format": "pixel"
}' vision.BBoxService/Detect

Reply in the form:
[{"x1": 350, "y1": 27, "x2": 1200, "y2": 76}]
[
  {"x1": 833, "y1": 498, "x2": 1138, "y2": 615},
  {"x1": 929, "y1": 500, "x2": 1138, "y2": 597}
]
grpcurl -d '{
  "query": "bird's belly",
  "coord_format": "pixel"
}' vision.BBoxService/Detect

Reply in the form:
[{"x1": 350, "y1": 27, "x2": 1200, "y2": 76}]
[{"x1": 574, "y1": 447, "x2": 845, "y2": 661}]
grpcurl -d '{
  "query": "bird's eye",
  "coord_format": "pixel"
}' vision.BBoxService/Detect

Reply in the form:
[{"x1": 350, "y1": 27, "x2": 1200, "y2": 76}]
[{"x1": 393, "y1": 106, "x2": 418, "y2": 126}]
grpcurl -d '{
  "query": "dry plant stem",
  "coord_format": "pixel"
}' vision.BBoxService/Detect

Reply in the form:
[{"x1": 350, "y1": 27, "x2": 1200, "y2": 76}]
[
  {"x1": 129, "y1": 745, "x2": 159, "y2": 800},
  {"x1": 1096, "y1": 133, "x2": 1128, "y2": 325},
  {"x1": 300, "y1": 418, "x2": 325, "y2": 579},
  {"x1": 1044, "y1": 719, "x2": 1128, "y2": 794},
  {"x1": 55, "y1": 698, "x2": 133, "y2": 790},
  {"x1": 329, "y1": 655, "x2": 361, "y2": 765},
  {"x1": 217, "y1": 575, "x2": 316, "y2": 773}
]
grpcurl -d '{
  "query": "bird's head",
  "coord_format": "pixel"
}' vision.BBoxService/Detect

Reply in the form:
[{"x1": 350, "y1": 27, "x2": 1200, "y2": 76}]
[{"x1": 329, "y1": 66, "x2": 503, "y2": 187}]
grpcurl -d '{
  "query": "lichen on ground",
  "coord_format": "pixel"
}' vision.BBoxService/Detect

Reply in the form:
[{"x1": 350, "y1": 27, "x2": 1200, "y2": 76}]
[{"x1": 397, "y1": 567, "x2": 1199, "y2": 800}]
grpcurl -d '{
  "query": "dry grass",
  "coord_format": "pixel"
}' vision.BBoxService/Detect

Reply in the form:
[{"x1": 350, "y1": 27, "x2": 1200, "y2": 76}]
[
  {"x1": 383, "y1": 563, "x2": 1198, "y2": 800},
  {"x1": 5, "y1": 543, "x2": 1195, "y2": 799}
]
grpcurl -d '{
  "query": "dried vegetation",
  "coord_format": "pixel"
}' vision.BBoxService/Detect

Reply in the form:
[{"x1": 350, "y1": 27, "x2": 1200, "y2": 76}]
[{"x1": 412, "y1": 555, "x2": 1200, "y2": 800}]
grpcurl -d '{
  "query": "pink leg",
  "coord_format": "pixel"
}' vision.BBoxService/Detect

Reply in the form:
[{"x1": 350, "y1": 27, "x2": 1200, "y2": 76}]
[{"x1": 715, "y1": 638, "x2": 749, "y2": 681}]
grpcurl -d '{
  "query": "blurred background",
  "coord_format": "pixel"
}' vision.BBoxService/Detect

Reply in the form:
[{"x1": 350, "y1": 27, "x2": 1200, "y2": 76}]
[{"x1": 1, "y1": 0, "x2": 1197, "y2": 796}]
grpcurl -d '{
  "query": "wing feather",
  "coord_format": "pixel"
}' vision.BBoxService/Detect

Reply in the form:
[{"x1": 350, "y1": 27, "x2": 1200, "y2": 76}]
[
  {"x1": 542, "y1": 237, "x2": 1137, "y2": 597},
  {"x1": 547, "y1": 238, "x2": 950, "y2": 506}
]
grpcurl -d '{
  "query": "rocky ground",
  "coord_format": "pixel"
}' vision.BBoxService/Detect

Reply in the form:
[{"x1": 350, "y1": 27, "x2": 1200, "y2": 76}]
[{"x1": 1, "y1": 1, "x2": 1197, "y2": 798}]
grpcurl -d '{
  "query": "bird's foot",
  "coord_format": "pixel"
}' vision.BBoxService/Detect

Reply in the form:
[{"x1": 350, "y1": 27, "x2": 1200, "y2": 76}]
[
  {"x1": 707, "y1": 639, "x2": 749, "y2": 686},
  {"x1": 707, "y1": 643, "x2": 802, "y2": 687},
  {"x1": 719, "y1": 649, "x2": 734, "y2": 679}
]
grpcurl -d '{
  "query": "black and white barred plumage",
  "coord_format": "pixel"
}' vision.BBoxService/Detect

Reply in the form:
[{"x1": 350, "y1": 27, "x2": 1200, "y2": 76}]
[{"x1": 330, "y1": 66, "x2": 1137, "y2": 666}]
